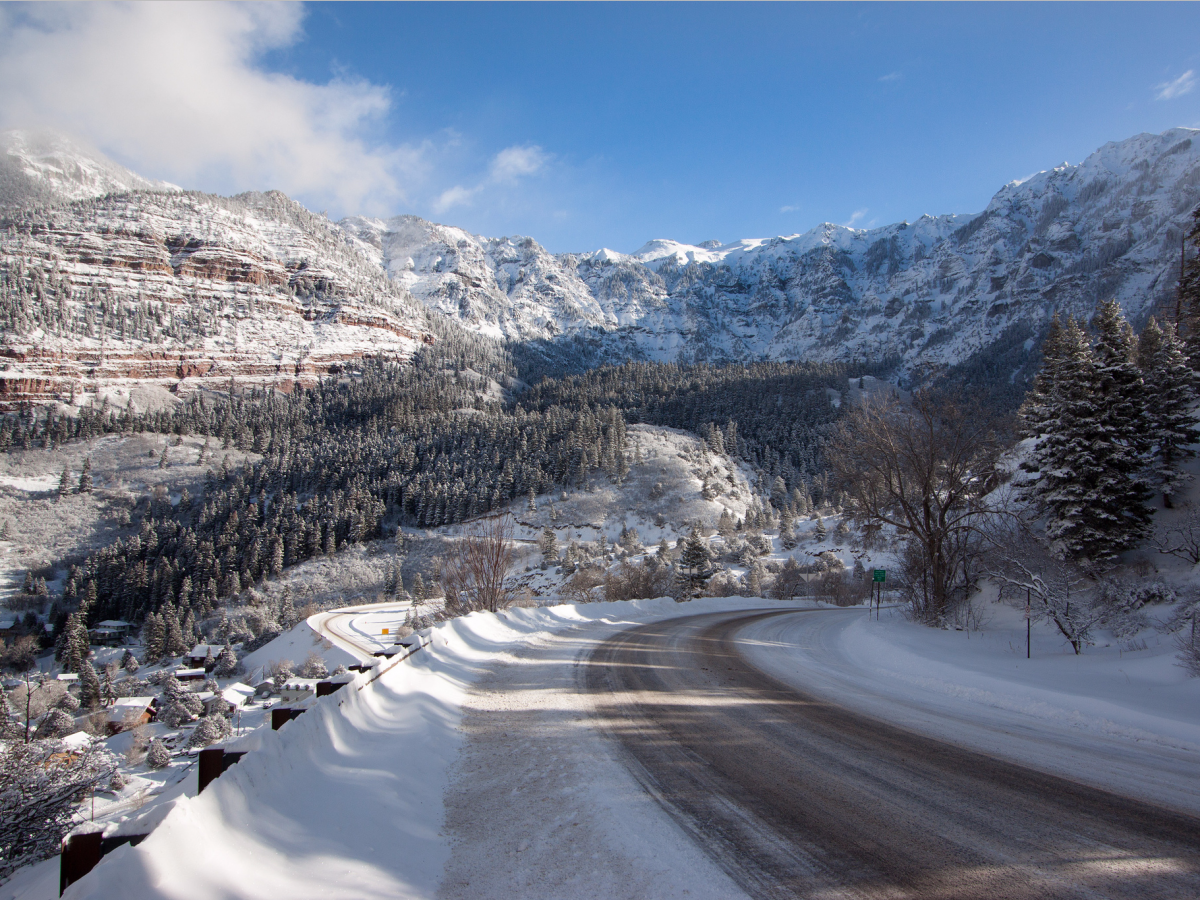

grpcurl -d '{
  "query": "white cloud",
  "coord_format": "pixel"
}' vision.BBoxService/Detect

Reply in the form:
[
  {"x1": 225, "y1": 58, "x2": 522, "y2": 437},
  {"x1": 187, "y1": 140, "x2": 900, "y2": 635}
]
[
  {"x1": 430, "y1": 145, "x2": 550, "y2": 215},
  {"x1": 0, "y1": 2, "x2": 427, "y2": 215},
  {"x1": 432, "y1": 184, "x2": 479, "y2": 214},
  {"x1": 843, "y1": 208, "x2": 869, "y2": 228},
  {"x1": 878, "y1": 71, "x2": 902, "y2": 83},
  {"x1": 1155, "y1": 70, "x2": 1196, "y2": 101},
  {"x1": 780, "y1": 204, "x2": 801, "y2": 213},
  {"x1": 489, "y1": 145, "x2": 548, "y2": 182}
]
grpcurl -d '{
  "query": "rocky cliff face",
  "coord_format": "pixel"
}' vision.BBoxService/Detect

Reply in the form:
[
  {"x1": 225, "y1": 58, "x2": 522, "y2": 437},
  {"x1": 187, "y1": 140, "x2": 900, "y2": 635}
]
[
  {"x1": 0, "y1": 185, "x2": 433, "y2": 408},
  {"x1": 361, "y1": 128, "x2": 1200, "y2": 377},
  {"x1": 3, "y1": 127, "x2": 1198, "y2": 407}
]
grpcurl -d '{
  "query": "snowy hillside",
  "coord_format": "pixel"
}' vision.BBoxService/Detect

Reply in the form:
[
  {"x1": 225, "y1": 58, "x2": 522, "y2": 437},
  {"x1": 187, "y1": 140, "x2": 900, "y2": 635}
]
[
  {"x1": 355, "y1": 127, "x2": 1200, "y2": 377},
  {"x1": 0, "y1": 130, "x2": 179, "y2": 208},
  {"x1": 0, "y1": 136, "x2": 438, "y2": 406}
]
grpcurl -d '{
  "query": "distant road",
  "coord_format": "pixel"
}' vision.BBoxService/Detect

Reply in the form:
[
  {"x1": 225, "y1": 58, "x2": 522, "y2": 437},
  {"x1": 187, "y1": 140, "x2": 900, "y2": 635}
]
[
  {"x1": 309, "y1": 602, "x2": 414, "y2": 660},
  {"x1": 586, "y1": 609, "x2": 1200, "y2": 900}
]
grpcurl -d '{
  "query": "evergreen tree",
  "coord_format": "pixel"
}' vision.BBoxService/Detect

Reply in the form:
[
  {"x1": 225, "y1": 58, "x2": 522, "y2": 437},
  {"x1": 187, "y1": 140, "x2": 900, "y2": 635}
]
[
  {"x1": 140, "y1": 612, "x2": 165, "y2": 660},
  {"x1": 675, "y1": 527, "x2": 713, "y2": 597},
  {"x1": 538, "y1": 527, "x2": 558, "y2": 563},
  {"x1": 146, "y1": 738, "x2": 171, "y2": 769},
  {"x1": 1137, "y1": 317, "x2": 1198, "y2": 507},
  {"x1": 57, "y1": 466, "x2": 71, "y2": 499},
  {"x1": 213, "y1": 642, "x2": 239, "y2": 678},
  {"x1": 78, "y1": 457, "x2": 93, "y2": 494},
  {"x1": 1023, "y1": 312, "x2": 1154, "y2": 561},
  {"x1": 1019, "y1": 313, "x2": 1068, "y2": 437},
  {"x1": 64, "y1": 613, "x2": 90, "y2": 674},
  {"x1": 78, "y1": 661, "x2": 102, "y2": 711}
]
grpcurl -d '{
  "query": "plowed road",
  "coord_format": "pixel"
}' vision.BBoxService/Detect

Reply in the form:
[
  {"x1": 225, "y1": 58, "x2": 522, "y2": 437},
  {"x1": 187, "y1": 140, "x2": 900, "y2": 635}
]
[{"x1": 585, "y1": 610, "x2": 1200, "y2": 899}]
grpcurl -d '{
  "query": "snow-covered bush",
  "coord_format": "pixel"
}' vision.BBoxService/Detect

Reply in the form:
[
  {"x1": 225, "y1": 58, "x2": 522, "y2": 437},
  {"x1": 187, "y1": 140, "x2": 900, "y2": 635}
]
[
  {"x1": 186, "y1": 714, "x2": 232, "y2": 750},
  {"x1": 332, "y1": 664, "x2": 348, "y2": 676},
  {"x1": 212, "y1": 645, "x2": 239, "y2": 678},
  {"x1": 270, "y1": 659, "x2": 295, "y2": 690},
  {"x1": 146, "y1": 738, "x2": 171, "y2": 769},
  {"x1": 157, "y1": 699, "x2": 198, "y2": 728},
  {"x1": 0, "y1": 741, "x2": 116, "y2": 880},
  {"x1": 299, "y1": 651, "x2": 328, "y2": 679},
  {"x1": 120, "y1": 650, "x2": 140, "y2": 673},
  {"x1": 33, "y1": 708, "x2": 77, "y2": 740}
]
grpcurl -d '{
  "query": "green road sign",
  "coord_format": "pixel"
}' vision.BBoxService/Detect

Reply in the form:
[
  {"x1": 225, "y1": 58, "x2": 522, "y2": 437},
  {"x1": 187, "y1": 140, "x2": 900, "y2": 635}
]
[{"x1": 872, "y1": 569, "x2": 886, "y2": 583}]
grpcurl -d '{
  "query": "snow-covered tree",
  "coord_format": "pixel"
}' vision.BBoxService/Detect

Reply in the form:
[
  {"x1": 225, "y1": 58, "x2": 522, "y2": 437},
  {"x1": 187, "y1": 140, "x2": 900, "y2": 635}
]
[
  {"x1": 0, "y1": 741, "x2": 116, "y2": 880},
  {"x1": 78, "y1": 662, "x2": 102, "y2": 711},
  {"x1": 212, "y1": 643, "x2": 239, "y2": 678},
  {"x1": 33, "y1": 708, "x2": 76, "y2": 740},
  {"x1": 146, "y1": 738, "x2": 171, "y2": 769},
  {"x1": 1025, "y1": 308, "x2": 1154, "y2": 561},
  {"x1": 538, "y1": 527, "x2": 558, "y2": 563},
  {"x1": 157, "y1": 699, "x2": 198, "y2": 729},
  {"x1": 299, "y1": 651, "x2": 328, "y2": 679},
  {"x1": 675, "y1": 527, "x2": 713, "y2": 597},
  {"x1": 140, "y1": 612, "x2": 165, "y2": 661},
  {"x1": 187, "y1": 714, "x2": 232, "y2": 750},
  {"x1": 77, "y1": 457, "x2": 93, "y2": 494},
  {"x1": 1137, "y1": 317, "x2": 1198, "y2": 507}
]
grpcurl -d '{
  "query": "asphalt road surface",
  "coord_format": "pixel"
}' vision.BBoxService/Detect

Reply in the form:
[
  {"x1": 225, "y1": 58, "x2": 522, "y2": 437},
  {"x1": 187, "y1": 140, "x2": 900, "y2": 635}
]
[{"x1": 584, "y1": 609, "x2": 1200, "y2": 900}]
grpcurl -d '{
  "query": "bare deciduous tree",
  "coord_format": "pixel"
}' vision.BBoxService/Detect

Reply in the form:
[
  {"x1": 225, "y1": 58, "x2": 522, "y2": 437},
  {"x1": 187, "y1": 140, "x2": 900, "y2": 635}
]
[
  {"x1": 441, "y1": 515, "x2": 516, "y2": 614},
  {"x1": 1155, "y1": 508, "x2": 1200, "y2": 565},
  {"x1": 985, "y1": 523, "x2": 1102, "y2": 654},
  {"x1": 827, "y1": 391, "x2": 1006, "y2": 624}
]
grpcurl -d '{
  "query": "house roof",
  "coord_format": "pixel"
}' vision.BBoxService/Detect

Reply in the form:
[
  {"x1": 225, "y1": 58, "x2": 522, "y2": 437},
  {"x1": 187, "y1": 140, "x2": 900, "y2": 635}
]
[
  {"x1": 188, "y1": 644, "x2": 219, "y2": 657},
  {"x1": 96, "y1": 620, "x2": 130, "y2": 628},
  {"x1": 221, "y1": 683, "x2": 254, "y2": 706}
]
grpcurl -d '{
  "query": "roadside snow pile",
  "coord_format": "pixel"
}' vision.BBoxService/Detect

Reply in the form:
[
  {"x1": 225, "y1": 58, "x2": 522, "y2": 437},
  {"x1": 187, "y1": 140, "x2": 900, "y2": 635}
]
[
  {"x1": 62, "y1": 596, "x2": 807, "y2": 900},
  {"x1": 740, "y1": 604, "x2": 1200, "y2": 816}
]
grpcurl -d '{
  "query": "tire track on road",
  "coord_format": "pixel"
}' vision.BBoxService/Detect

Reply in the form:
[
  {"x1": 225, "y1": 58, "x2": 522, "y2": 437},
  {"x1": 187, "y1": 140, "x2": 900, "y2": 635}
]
[{"x1": 585, "y1": 609, "x2": 1200, "y2": 899}]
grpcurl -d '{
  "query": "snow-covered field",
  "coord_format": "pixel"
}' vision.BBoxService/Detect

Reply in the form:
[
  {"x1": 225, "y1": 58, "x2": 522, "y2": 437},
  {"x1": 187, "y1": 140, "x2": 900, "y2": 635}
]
[{"x1": 24, "y1": 591, "x2": 1197, "y2": 900}]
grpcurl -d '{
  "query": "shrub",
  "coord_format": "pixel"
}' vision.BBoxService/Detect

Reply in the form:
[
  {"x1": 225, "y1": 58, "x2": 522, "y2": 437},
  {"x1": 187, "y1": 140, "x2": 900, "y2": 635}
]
[
  {"x1": 146, "y1": 739, "x2": 171, "y2": 769},
  {"x1": 186, "y1": 715, "x2": 232, "y2": 750}
]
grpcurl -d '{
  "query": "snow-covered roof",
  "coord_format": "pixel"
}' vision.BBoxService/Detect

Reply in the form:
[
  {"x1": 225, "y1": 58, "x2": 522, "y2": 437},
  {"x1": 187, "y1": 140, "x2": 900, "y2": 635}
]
[
  {"x1": 188, "y1": 644, "x2": 219, "y2": 657},
  {"x1": 221, "y1": 683, "x2": 254, "y2": 706},
  {"x1": 96, "y1": 619, "x2": 130, "y2": 628},
  {"x1": 61, "y1": 732, "x2": 91, "y2": 750},
  {"x1": 111, "y1": 696, "x2": 155, "y2": 708},
  {"x1": 56, "y1": 673, "x2": 79, "y2": 682},
  {"x1": 175, "y1": 667, "x2": 206, "y2": 677},
  {"x1": 108, "y1": 697, "x2": 155, "y2": 722}
]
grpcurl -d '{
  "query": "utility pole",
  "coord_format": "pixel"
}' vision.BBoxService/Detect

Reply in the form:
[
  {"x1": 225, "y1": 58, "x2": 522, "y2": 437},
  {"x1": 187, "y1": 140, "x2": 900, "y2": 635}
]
[{"x1": 1026, "y1": 587, "x2": 1031, "y2": 660}]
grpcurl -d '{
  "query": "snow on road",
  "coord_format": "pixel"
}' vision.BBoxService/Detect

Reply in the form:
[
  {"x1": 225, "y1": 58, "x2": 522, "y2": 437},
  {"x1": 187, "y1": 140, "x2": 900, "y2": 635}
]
[
  {"x1": 61, "y1": 596, "x2": 1200, "y2": 899},
  {"x1": 739, "y1": 605, "x2": 1200, "y2": 817},
  {"x1": 64, "y1": 597, "x2": 783, "y2": 900}
]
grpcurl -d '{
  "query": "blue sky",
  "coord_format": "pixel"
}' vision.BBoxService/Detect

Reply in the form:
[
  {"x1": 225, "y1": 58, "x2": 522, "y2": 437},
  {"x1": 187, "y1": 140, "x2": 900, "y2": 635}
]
[{"x1": 3, "y1": 2, "x2": 1200, "y2": 252}]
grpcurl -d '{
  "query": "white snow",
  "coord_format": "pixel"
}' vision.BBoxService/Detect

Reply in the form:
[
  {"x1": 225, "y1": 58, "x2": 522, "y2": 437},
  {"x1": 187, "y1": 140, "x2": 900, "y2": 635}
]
[
  {"x1": 741, "y1": 604, "x2": 1200, "y2": 816},
  {"x1": 49, "y1": 592, "x2": 1200, "y2": 898}
]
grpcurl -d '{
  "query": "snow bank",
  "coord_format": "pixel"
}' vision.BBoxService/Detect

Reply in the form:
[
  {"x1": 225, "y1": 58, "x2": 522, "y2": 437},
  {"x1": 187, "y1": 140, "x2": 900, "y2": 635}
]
[
  {"x1": 740, "y1": 605, "x2": 1200, "y2": 816},
  {"x1": 64, "y1": 596, "x2": 807, "y2": 899}
]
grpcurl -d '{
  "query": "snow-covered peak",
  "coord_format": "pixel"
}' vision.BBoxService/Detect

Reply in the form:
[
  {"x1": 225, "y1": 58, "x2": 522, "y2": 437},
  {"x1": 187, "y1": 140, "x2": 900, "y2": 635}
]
[{"x1": 0, "y1": 129, "x2": 179, "y2": 206}]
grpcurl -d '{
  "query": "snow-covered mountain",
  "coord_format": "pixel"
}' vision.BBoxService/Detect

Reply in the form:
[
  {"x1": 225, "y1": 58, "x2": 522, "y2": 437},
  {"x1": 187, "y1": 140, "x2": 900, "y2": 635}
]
[
  {"x1": 354, "y1": 127, "x2": 1200, "y2": 377},
  {"x1": 2, "y1": 126, "x2": 1198, "y2": 406},
  {"x1": 0, "y1": 135, "x2": 436, "y2": 407},
  {"x1": 0, "y1": 130, "x2": 180, "y2": 208}
]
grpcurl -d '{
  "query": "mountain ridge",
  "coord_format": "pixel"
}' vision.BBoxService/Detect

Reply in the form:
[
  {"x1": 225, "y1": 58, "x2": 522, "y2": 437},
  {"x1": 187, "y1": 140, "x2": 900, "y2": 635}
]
[{"x1": 1, "y1": 126, "x2": 1198, "y2": 406}]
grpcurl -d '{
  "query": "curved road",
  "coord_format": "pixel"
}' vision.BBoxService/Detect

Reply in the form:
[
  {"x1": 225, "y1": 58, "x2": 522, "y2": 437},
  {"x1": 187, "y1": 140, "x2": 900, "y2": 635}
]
[{"x1": 585, "y1": 609, "x2": 1200, "y2": 900}]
